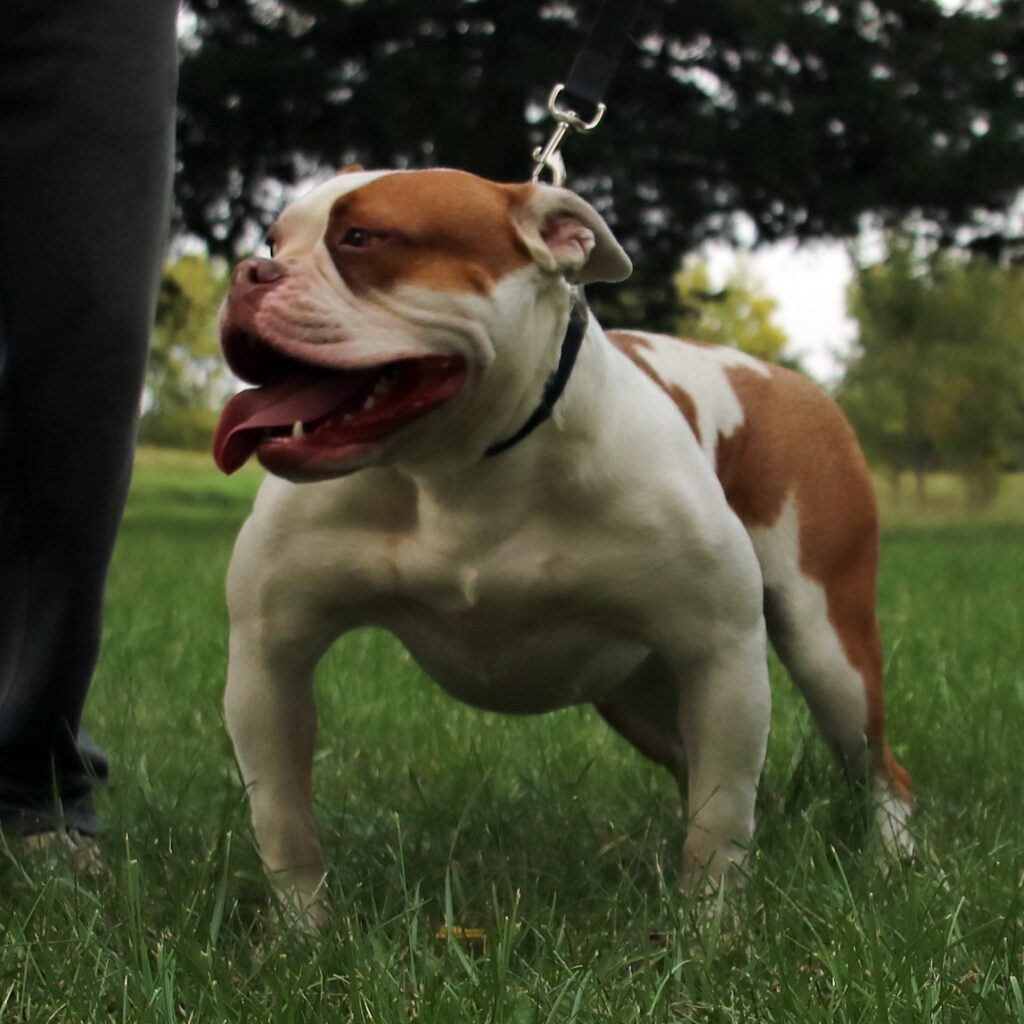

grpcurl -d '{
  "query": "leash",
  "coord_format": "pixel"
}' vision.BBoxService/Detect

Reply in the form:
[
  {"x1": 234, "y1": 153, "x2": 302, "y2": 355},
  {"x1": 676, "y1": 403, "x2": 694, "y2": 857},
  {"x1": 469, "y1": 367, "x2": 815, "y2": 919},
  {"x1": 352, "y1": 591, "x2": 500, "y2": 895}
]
[
  {"x1": 485, "y1": 0, "x2": 641, "y2": 458},
  {"x1": 532, "y1": 0, "x2": 643, "y2": 186}
]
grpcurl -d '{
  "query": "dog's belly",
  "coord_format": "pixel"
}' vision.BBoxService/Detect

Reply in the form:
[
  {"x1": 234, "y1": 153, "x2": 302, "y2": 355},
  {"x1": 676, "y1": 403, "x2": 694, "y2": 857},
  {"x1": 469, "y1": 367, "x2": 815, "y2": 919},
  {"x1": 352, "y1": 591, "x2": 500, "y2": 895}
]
[{"x1": 385, "y1": 608, "x2": 649, "y2": 713}]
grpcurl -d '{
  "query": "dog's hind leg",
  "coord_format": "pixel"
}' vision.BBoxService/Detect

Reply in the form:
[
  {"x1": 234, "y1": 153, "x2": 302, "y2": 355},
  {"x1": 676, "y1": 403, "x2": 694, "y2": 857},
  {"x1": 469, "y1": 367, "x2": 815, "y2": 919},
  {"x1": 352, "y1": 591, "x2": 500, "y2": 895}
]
[
  {"x1": 597, "y1": 627, "x2": 773, "y2": 890},
  {"x1": 751, "y1": 500, "x2": 914, "y2": 858}
]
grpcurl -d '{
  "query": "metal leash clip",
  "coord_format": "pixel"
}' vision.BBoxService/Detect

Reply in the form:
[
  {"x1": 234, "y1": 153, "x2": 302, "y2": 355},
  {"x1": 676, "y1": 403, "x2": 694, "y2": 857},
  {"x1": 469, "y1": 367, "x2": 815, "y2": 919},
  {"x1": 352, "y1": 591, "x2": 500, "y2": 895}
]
[{"x1": 531, "y1": 83, "x2": 606, "y2": 187}]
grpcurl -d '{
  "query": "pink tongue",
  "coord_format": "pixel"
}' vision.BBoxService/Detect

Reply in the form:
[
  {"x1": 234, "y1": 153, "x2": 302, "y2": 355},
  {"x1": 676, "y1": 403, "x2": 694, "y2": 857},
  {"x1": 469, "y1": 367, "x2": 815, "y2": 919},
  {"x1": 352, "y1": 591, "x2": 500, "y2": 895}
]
[{"x1": 213, "y1": 371, "x2": 372, "y2": 474}]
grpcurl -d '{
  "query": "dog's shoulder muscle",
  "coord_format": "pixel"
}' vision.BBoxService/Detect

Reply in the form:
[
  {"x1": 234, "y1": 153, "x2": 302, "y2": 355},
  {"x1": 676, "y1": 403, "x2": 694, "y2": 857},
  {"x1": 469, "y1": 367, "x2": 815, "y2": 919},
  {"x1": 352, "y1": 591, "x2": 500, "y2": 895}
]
[
  {"x1": 607, "y1": 330, "x2": 772, "y2": 463},
  {"x1": 608, "y1": 327, "x2": 877, "y2": 565}
]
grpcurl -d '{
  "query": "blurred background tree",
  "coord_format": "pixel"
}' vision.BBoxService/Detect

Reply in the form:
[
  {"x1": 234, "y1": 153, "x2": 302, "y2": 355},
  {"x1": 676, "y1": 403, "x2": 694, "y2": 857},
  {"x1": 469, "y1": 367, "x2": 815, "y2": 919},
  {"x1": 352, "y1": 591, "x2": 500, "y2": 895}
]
[
  {"x1": 157, "y1": 0, "x2": 1024, "y2": 505},
  {"x1": 175, "y1": 0, "x2": 1024, "y2": 327},
  {"x1": 837, "y1": 236, "x2": 1024, "y2": 507},
  {"x1": 141, "y1": 255, "x2": 232, "y2": 450},
  {"x1": 675, "y1": 259, "x2": 790, "y2": 363}
]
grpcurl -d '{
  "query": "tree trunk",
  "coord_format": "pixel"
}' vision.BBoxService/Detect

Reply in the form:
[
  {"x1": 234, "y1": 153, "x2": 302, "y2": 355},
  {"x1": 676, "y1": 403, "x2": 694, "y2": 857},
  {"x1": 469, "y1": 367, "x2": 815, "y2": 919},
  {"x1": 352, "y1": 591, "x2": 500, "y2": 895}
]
[
  {"x1": 887, "y1": 467, "x2": 902, "y2": 506},
  {"x1": 964, "y1": 457, "x2": 1000, "y2": 510},
  {"x1": 914, "y1": 469, "x2": 928, "y2": 508}
]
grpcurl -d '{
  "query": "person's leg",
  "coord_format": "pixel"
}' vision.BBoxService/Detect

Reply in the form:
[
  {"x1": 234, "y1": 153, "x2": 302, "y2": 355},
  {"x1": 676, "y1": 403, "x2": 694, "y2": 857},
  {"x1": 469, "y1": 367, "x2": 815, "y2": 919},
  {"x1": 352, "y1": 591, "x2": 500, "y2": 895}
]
[{"x1": 0, "y1": 0, "x2": 178, "y2": 835}]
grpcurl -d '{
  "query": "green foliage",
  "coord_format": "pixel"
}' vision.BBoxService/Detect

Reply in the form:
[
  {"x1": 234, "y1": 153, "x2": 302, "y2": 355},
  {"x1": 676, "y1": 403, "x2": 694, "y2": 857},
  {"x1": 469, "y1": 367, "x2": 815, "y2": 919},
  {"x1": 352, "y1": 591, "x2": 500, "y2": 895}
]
[
  {"x1": 138, "y1": 405, "x2": 223, "y2": 452},
  {"x1": 675, "y1": 259, "x2": 789, "y2": 362},
  {"x1": 141, "y1": 255, "x2": 232, "y2": 451},
  {"x1": 177, "y1": 0, "x2": 1024, "y2": 329},
  {"x1": 839, "y1": 237, "x2": 1024, "y2": 506},
  {"x1": 2, "y1": 454, "x2": 1023, "y2": 1021}
]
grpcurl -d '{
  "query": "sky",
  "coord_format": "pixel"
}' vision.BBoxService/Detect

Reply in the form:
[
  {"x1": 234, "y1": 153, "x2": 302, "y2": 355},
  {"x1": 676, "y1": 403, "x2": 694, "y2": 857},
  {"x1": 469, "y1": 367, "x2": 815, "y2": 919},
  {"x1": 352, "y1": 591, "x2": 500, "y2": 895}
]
[{"x1": 701, "y1": 239, "x2": 857, "y2": 387}]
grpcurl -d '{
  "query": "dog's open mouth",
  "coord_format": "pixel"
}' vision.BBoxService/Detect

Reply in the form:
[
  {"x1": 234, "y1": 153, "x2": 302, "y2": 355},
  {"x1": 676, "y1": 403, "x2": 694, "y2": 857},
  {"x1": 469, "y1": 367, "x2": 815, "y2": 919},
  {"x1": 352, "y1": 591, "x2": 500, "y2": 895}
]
[{"x1": 213, "y1": 331, "x2": 467, "y2": 476}]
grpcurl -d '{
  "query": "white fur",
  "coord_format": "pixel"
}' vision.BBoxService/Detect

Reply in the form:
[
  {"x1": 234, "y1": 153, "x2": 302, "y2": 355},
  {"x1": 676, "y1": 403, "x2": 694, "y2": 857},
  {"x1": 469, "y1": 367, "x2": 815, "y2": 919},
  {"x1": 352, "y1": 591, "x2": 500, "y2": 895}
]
[
  {"x1": 222, "y1": 171, "x2": 900, "y2": 917},
  {"x1": 747, "y1": 497, "x2": 871, "y2": 765},
  {"x1": 747, "y1": 498, "x2": 913, "y2": 855},
  {"x1": 875, "y1": 777, "x2": 916, "y2": 859},
  {"x1": 616, "y1": 331, "x2": 769, "y2": 465}
]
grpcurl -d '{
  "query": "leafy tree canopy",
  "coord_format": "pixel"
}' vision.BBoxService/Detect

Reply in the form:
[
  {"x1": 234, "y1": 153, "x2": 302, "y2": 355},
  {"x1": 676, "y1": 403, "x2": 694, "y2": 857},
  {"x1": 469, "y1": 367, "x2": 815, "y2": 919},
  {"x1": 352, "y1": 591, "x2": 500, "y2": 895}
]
[
  {"x1": 837, "y1": 236, "x2": 1024, "y2": 505},
  {"x1": 141, "y1": 255, "x2": 233, "y2": 449},
  {"x1": 675, "y1": 259, "x2": 789, "y2": 361},
  {"x1": 178, "y1": 0, "x2": 1024, "y2": 327}
]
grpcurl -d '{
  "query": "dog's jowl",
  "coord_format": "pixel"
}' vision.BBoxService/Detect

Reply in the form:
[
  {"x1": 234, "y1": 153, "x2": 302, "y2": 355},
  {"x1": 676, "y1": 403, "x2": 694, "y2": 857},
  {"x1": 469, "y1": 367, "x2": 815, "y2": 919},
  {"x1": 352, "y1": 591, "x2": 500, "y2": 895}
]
[{"x1": 215, "y1": 168, "x2": 913, "y2": 919}]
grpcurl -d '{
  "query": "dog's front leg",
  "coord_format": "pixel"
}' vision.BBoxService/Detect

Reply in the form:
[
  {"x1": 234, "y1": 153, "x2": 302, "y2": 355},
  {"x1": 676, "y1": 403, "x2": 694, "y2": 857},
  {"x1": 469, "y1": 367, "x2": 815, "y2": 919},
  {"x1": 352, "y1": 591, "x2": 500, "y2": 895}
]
[
  {"x1": 673, "y1": 622, "x2": 772, "y2": 890},
  {"x1": 224, "y1": 620, "x2": 330, "y2": 926}
]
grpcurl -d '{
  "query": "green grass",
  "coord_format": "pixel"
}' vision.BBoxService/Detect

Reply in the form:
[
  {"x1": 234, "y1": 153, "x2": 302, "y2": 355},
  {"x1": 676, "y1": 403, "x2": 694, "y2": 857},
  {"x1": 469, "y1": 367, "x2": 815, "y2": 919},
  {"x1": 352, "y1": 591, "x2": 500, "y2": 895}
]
[{"x1": 2, "y1": 452, "x2": 1023, "y2": 1023}]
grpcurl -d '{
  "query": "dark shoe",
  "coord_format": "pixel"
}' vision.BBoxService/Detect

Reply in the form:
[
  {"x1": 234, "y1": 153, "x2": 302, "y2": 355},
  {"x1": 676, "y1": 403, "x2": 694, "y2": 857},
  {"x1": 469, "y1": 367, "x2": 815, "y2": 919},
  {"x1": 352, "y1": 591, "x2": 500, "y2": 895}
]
[
  {"x1": 0, "y1": 789, "x2": 99, "y2": 838},
  {"x1": 0, "y1": 728, "x2": 106, "y2": 837},
  {"x1": 4, "y1": 828, "x2": 104, "y2": 877}
]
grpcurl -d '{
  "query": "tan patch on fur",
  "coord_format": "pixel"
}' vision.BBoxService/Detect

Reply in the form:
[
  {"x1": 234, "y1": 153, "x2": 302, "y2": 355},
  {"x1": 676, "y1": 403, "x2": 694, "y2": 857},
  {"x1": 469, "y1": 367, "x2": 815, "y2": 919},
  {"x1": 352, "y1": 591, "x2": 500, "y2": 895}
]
[
  {"x1": 883, "y1": 743, "x2": 913, "y2": 798},
  {"x1": 611, "y1": 335, "x2": 907, "y2": 791},
  {"x1": 326, "y1": 170, "x2": 533, "y2": 295},
  {"x1": 609, "y1": 331, "x2": 702, "y2": 444},
  {"x1": 716, "y1": 366, "x2": 895, "y2": 758},
  {"x1": 338, "y1": 163, "x2": 365, "y2": 174}
]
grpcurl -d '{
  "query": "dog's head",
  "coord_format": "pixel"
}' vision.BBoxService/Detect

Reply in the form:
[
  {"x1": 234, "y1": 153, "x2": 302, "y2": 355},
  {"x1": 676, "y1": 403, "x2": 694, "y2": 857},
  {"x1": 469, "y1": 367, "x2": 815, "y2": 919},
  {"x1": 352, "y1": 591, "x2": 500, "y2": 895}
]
[{"x1": 213, "y1": 168, "x2": 631, "y2": 480}]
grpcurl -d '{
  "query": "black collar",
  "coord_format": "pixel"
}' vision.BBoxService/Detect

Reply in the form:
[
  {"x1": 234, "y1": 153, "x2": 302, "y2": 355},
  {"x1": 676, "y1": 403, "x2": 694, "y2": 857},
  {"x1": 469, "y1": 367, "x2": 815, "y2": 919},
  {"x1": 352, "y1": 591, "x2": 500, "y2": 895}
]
[{"x1": 484, "y1": 290, "x2": 590, "y2": 458}]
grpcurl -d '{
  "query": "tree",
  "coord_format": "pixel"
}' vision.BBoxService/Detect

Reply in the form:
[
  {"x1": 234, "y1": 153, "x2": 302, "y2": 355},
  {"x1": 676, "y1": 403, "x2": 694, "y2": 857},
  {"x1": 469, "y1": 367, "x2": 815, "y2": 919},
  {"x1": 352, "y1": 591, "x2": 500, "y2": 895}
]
[
  {"x1": 838, "y1": 236, "x2": 1024, "y2": 505},
  {"x1": 140, "y1": 255, "x2": 233, "y2": 450},
  {"x1": 675, "y1": 259, "x2": 789, "y2": 362},
  {"x1": 177, "y1": 0, "x2": 1024, "y2": 329},
  {"x1": 920, "y1": 259, "x2": 1024, "y2": 504}
]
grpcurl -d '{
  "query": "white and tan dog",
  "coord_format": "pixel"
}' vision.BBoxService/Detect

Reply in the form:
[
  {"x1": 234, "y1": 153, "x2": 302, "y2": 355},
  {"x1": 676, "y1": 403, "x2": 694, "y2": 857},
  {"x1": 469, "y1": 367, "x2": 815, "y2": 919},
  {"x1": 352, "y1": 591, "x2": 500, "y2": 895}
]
[{"x1": 214, "y1": 167, "x2": 913, "y2": 916}]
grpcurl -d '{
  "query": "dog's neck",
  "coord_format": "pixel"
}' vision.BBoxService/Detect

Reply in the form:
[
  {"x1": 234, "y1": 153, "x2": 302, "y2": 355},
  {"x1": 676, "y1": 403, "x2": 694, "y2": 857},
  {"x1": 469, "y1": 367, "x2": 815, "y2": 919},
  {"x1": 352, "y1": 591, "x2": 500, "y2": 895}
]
[{"x1": 402, "y1": 312, "x2": 620, "y2": 517}]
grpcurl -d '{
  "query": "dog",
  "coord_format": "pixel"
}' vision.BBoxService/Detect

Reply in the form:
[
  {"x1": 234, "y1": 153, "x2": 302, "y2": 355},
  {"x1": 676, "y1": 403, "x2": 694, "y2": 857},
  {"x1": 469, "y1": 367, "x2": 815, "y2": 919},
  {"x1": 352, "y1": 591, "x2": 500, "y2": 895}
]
[{"x1": 213, "y1": 166, "x2": 913, "y2": 918}]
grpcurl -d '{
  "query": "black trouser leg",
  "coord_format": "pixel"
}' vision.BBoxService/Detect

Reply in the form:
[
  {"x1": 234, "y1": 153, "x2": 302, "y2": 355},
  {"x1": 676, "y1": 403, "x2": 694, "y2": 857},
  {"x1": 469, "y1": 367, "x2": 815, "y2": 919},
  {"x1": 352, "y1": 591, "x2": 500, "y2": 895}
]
[{"x1": 0, "y1": 0, "x2": 178, "y2": 835}]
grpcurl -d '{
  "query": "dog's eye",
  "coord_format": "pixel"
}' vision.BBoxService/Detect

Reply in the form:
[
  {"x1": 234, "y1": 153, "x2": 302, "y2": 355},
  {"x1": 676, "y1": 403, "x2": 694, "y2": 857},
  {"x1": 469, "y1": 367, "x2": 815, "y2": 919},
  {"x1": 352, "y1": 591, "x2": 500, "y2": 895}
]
[{"x1": 341, "y1": 227, "x2": 386, "y2": 249}]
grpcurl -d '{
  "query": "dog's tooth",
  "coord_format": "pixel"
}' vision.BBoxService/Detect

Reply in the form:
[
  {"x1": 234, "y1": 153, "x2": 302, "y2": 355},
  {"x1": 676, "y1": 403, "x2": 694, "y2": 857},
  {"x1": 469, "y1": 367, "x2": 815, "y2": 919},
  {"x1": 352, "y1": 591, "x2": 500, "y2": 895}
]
[
  {"x1": 342, "y1": 413, "x2": 353, "y2": 422},
  {"x1": 363, "y1": 395, "x2": 376, "y2": 411},
  {"x1": 291, "y1": 421, "x2": 305, "y2": 438},
  {"x1": 373, "y1": 377, "x2": 392, "y2": 397}
]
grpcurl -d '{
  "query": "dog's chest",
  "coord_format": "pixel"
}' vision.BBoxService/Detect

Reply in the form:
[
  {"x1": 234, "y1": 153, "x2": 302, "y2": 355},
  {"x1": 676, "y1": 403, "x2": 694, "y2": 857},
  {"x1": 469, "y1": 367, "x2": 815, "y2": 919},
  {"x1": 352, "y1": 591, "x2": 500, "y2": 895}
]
[{"x1": 373, "y1": 525, "x2": 649, "y2": 713}]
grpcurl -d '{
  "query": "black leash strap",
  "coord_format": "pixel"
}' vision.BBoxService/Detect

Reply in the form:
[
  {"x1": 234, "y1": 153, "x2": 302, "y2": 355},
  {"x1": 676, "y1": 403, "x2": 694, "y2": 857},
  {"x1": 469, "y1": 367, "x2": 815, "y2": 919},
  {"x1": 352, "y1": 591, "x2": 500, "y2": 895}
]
[
  {"x1": 488, "y1": 0, "x2": 640, "y2": 459},
  {"x1": 532, "y1": 0, "x2": 643, "y2": 184},
  {"x1": 484, "y1": 292, "x2": 591, "y2": 458},
  {"x1": 564, "y1": 0, "x2": 644, "y2": 110}
]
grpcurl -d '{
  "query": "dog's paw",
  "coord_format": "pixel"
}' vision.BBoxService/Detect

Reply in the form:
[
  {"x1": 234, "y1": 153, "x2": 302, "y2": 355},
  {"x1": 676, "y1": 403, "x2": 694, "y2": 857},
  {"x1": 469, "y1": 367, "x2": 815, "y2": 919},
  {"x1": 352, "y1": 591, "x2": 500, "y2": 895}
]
[
  {"x1": 271, "y1": 878, "x2": 330, "y2": 934},
  {"x1": 874, "y1": 784, "x2": 916, "y2": 864},
  {"x1": 680, "y1": 839, "x2": 749, "y2": 895}
]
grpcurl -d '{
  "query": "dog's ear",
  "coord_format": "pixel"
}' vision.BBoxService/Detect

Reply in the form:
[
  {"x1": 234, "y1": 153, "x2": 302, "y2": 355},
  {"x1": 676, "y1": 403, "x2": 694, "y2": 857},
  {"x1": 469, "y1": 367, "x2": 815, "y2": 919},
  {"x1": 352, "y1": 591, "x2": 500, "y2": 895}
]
[{"x1": 510, "y1": 184, "x2": 632, "y2": 285}]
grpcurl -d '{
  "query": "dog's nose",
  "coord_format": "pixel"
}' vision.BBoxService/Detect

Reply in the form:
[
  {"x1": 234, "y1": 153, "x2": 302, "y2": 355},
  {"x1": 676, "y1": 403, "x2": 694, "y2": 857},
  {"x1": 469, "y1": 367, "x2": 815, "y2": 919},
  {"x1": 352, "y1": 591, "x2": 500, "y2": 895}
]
[{"x1": 232, "y1": 257, "x2": 286, "y2": 292}]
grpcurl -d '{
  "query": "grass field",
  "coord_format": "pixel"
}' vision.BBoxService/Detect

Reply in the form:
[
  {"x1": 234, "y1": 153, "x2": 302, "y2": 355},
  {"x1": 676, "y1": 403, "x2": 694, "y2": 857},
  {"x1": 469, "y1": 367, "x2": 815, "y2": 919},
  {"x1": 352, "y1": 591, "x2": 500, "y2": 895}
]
[{"x1": 2, "y1": 451, "x2": 1023, "y2": 1023}]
